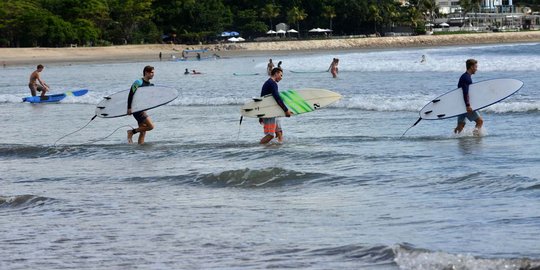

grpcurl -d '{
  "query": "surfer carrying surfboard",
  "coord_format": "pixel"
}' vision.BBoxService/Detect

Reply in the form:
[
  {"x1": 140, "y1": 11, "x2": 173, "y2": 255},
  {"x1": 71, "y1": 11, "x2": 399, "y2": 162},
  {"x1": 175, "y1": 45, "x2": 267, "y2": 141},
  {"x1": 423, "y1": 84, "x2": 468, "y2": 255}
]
[
  {"x1": 127, "y1": 65, "x2": 156, "y2": 144},
  {"x1": 259, "y1": 67, "x2": 293, "y2": 144},
  {"x1": 28, "y1": 64, "x2": 50, "y2": 97},
  {"x1": 454, "y1": 59, "x2": 483, "y2": 135}
]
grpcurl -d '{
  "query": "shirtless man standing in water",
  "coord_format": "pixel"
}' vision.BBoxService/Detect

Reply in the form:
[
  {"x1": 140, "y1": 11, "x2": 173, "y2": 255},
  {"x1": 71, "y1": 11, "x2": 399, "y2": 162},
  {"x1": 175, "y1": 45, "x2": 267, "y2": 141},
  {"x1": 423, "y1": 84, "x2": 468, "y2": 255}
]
[{"x1": 28, "y1": 64, "x2": 49, "y2": 97}]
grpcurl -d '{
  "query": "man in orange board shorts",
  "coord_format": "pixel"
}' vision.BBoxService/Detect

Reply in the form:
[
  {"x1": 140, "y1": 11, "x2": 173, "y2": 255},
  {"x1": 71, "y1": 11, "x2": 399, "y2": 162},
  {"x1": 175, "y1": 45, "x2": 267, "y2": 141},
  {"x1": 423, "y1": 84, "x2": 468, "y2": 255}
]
[{"x1": 259, "y1": 67, "x2": 293, "y2": 144}]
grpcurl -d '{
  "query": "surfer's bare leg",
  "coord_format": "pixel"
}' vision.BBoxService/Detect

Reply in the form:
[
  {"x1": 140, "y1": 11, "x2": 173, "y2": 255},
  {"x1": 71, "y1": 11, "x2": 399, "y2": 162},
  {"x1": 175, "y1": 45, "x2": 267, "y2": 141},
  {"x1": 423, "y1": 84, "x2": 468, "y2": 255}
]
[
  {"x1": 473, "y1": 117, "x2": 484, "y2": 136},
  {"x1": 127, "y1": 130, "x2": 134, "y2": 144},
  {"x1": 454, "y1": 122, "x2": 465, "y2": 134},
  {"x1": 474, "y1": 117, "x2": 483, "y2": 130},
  {"x1": 276, "y1": 131, "x2": 283, "y2": 143},
  {"x1": 137, "y1": 118, "x2": 154, "y2": 144},
  {"x1": 260, "y1": 134, "x2": 274, "y2": 144}
]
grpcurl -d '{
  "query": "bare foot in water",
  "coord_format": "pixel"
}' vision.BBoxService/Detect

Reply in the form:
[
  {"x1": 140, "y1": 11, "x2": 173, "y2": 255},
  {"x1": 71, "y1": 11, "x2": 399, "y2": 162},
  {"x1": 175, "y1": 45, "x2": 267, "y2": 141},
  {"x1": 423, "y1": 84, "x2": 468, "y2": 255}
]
[{"x1": 127, "y1": 130, "x2": 134, "y2": 144}]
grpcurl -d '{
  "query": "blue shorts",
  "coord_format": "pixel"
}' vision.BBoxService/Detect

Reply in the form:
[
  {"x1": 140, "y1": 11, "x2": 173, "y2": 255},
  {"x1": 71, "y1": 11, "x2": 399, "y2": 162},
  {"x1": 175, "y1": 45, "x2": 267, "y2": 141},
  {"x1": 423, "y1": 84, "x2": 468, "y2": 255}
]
[
  {"x1": 457, "y1": 111, "x2": 480, "y2": 123},
  {"x1": 133, "y1": 111, "x2": 148, "y2": 124},
  {"x1": 261, "y1": 118, "x2": 282, "y2": 135}
]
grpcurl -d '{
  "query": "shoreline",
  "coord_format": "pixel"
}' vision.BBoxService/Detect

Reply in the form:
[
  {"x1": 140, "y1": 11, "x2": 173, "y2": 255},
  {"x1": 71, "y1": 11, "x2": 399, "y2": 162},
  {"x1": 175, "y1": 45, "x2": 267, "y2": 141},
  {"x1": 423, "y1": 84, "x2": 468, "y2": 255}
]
[{"x1": 2, "y1": 31, "x2": 540, "y2": 66}]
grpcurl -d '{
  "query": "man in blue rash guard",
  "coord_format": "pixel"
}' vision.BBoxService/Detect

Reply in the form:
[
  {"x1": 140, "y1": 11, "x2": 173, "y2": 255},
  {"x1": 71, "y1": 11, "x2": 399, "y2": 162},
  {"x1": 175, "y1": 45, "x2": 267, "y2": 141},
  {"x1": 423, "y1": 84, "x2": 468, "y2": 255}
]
[
  {"x1": 454, "y1": 59, "x2": 483, "y2": 135},
  {"x1": 259, "y1": 67, "x2": 293, "y2": 144},
  {"x1": 127, "y1": 65, "x2": 155, "y2": 144}
]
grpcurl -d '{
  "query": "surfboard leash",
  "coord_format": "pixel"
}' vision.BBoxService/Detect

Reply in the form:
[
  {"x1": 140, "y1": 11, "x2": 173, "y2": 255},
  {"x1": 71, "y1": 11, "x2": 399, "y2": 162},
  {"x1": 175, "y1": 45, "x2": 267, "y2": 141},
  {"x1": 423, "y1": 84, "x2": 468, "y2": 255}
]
[
  {"x1": 54, "y1": 114, "x2": 136, "y2": 146},
  {"x1": 53, "y1": 115, "x2": 97, "y2": 146},
  {"x1": 400, "y1": 117, "x2": 422, "y2": 139}
]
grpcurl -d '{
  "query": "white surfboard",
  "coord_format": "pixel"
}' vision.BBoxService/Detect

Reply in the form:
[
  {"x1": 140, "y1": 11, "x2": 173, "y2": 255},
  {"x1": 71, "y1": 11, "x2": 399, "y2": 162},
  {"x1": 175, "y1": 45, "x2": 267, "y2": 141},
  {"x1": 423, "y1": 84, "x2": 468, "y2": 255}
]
[
  {"x1": 95, "y1": 85, "x2": 178, "y2": 118},
  {"x1": 419, "y1": 78, "x2": 523, "y2": 120},
  {"x1": 240, "y1": 88, "x2": 342, "y2": 118}
]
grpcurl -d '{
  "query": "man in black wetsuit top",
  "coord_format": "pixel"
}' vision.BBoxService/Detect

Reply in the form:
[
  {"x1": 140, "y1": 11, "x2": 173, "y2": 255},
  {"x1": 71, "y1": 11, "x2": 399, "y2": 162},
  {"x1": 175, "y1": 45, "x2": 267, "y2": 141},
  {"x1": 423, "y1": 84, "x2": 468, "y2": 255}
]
[{"x1": 127, "y1": 65, "x2": 155, "y2": 144}]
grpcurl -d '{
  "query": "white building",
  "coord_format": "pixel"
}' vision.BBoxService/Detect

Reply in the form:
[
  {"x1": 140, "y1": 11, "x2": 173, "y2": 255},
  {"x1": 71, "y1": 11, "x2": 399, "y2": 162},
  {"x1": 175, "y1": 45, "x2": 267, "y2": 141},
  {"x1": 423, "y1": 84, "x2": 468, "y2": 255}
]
[{"x1": 436, "y1": 0, "x2": 514, "y2": 15}]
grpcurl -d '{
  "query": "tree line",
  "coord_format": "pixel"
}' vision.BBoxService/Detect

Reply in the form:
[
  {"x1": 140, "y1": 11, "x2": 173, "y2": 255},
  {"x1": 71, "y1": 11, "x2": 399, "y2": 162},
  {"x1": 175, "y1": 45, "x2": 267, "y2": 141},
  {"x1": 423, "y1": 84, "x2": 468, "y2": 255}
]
[{"x1": 0, "y1": 0, "x2": 533, "y2": 47}]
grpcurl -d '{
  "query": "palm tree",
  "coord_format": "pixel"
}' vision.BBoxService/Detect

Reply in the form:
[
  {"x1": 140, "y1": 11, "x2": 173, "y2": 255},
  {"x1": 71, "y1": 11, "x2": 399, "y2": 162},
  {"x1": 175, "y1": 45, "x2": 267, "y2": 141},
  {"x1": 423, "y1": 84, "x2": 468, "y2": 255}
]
[
  {"x1": 322, "y1": 5, "x2": 336, "y2": 30},
  {"x1": 261, "y1": 3, "x2": 280, "y2": 31},
  {"x1": 368, "y1": 4, "x2": 383, "y2": 34},
  {"x1": 287, "y1": 6, "x2": 307, "y2": 33}
]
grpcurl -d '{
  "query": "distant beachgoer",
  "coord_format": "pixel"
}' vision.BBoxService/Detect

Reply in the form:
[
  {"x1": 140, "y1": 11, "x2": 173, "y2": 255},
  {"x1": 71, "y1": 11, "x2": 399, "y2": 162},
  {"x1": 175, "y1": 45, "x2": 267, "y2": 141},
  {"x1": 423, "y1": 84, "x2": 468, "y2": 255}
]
[
  {"x1": 192, "y1": 70, "x2": 201, "y2": 74},
  {"x1": 454, "y1": 59, "x2": 483, "y2": 136},
  {"x1": 267, "y1": 59, "x2": 274, "y2": 76},
  {"x1": 127, "y1": 65, "x2": 155, "y2": 144},
  {"x1": 2, "y1": 61, "x2": 5, "y2": 68},
  {"x1": 159, "y1": 52, "x2": 162, "y2": 61},
  {"x1": 327, "y1": 58, "x2": 339, "y2": 78},
  {"x1": 28, "y1": 64, "x2": 49, "y2": 97},
  {"x1": 184, "y1": 68, "x2": 190, "y2": 75},
  {"x1": 259, "y1": 67, "x2": 292, "y2": 144},
  {"x1": 196, "y1": 53, "x2": 201, "y2": 60},
  {"x1": 277, "y1": 61, "x2": 282, "y2": 68},
  {"x1": 420, "y1": 55, "x2": 426, "y2": 63}
]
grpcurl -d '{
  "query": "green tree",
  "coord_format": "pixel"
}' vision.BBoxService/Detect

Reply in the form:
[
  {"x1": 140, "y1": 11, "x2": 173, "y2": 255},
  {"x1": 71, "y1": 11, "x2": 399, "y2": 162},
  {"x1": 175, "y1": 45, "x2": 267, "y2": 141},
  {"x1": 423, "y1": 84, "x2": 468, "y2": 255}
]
[
  {"x1": 287, "y1": 6, "x2": 307, "y2": 33},
  {"x1": 261, "y1": 3, "x2": 280, "y2": 30},
  {"x1": 322, "y1": 5, "x2": 336, "y2": 30},
  {"x1": 368, "y1": 3, "x2": 383, "y2": 34},
  {"x1": 107, "y1": 0, "x2": 154, "y2": 44}
]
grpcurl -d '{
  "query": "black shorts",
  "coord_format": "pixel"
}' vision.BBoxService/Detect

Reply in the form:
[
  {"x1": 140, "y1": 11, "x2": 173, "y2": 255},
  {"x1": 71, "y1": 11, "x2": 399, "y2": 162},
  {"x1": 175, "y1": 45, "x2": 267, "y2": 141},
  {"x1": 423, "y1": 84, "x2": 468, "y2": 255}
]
[{"x1": 133, "y1": 111, "x2": 148, "y2": 124}]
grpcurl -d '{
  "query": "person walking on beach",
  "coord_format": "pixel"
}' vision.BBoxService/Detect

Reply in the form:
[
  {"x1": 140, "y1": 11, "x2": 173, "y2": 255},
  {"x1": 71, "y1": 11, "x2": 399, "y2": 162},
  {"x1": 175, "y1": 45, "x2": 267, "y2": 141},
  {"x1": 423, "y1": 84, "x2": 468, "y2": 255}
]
[
  {"x1": 454, "y1": 59, "x2": 483, "y2": 136},
  {"x1": 28, "y1": 64, "x2": 50, "y2": 97},
  {"x1": 267, "y1": 59, "x2": 274, "y2": 76},
  {"x1": 127, "y1": 65, "x2": 155, "y2": 144},
  {"x1": 327, "y1": 58, "x2": 339, "y2": 78},
  {"x1": 259, "y1": 67, "x2": 293, "y2": 144}
]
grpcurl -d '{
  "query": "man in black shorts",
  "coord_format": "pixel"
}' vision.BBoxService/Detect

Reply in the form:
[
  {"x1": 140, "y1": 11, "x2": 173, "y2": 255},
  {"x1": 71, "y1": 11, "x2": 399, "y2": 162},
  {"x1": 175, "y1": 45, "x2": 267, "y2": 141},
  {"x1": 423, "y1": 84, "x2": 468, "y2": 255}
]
[{"x1": 127, "y1": 66, "x2": 155, "y2": 144}]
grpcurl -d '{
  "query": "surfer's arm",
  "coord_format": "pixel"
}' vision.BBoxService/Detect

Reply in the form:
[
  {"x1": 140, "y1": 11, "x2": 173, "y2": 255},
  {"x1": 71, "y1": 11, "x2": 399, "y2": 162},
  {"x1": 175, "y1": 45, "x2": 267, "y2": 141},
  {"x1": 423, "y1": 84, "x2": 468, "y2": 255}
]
[
  {"x1": 127, "y1": 82, "x2": 140, "y2": 112},
  {"x1": 37, "y1": 75, "x2": 49, "y2": 89},
  {"x1": 273, "y1": 91, "x2": 293, "y2": 117},
  {"x1": 462, "y1": 85, "x2": 470, "y2": 107}
]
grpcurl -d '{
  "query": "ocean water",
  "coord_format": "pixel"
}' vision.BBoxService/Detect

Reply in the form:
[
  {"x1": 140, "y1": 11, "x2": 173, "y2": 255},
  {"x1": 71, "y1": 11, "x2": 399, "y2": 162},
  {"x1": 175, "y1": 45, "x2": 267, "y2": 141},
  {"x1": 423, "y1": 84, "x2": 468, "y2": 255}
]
[{"x1": 1, "y1": 43, "x2": 539, "y2": 269}]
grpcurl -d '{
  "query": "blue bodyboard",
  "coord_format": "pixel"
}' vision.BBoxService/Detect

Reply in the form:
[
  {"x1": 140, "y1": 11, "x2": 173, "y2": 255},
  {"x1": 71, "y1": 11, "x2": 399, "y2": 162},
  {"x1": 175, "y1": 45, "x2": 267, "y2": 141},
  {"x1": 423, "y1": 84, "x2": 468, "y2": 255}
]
[{"x1": 22, "y1": 89, "x2": 88, "y2": 103}]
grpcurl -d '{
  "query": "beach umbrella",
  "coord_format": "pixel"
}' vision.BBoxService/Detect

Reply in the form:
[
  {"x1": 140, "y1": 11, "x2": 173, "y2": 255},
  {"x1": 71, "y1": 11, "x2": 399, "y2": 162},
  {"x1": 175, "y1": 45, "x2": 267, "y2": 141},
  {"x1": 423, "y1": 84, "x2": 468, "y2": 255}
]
[
  {"x1": 237, "y1": 37, "x2": 245, "y2": 42},
  {"x1": 440, "y1": 22, "x2": 449, "y2": 27},
  {"x1": 309, "y1": 28, "x2": 324, "y2": 33},
  {"x1": 322, "y1": 29, "x2": 333, "y2": 32},
  {"x1": 220, "y1": 31, "x2": 231, "y2": 37},
  {"x1": 228, "y1": 37, "x2": 239, "y2": 42},
  {"x1": 266, "y1": 30, "x2": 277, "y2": 35},
  {"x1": 230, "y1": 31, "x2": 240, "y2": 36},
  {"x1": 287, "y1": 29, "x2": 299, "y2": 33},
  {"x1": 276, "y1": 29, "x2": 286, "y2": 35}
]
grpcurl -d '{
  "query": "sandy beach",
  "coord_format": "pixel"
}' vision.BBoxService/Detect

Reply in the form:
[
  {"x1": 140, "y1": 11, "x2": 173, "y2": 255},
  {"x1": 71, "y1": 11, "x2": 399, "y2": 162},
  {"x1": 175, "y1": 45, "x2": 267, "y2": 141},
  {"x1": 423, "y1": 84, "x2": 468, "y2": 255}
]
[{"x1": 2, "y1": 31, "x2": 540, "y2": 66}]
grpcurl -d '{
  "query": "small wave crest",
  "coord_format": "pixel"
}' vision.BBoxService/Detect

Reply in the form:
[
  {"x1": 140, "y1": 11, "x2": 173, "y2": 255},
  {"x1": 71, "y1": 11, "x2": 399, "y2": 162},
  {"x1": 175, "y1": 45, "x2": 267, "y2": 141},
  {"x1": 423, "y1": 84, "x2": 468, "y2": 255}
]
[
  {"x1": 0, "y1": 194, "x2": 53, "y2": 209},
  {"x1": 339, "y1": 95, "x2": 539, "y2": 113},
  {"x1": 394, "y1": 243, "x2": 540, "y2": 270},
  {"x1": 195, "y1": 167, "x2": 328, "y2": 187}
]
